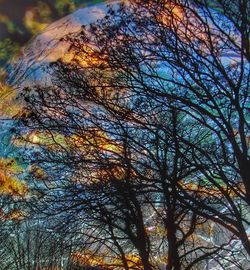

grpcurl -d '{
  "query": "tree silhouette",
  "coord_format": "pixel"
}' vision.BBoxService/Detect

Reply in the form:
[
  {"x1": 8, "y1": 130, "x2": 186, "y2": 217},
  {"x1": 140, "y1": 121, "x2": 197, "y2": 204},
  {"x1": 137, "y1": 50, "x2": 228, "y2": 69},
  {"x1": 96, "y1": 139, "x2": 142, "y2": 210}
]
[
  {"x1": 81, "y1": 0, "x2": 250, "y2": 259},
  {"x1": 16, "y1": 0, "x2": 250, "y2": 269}
]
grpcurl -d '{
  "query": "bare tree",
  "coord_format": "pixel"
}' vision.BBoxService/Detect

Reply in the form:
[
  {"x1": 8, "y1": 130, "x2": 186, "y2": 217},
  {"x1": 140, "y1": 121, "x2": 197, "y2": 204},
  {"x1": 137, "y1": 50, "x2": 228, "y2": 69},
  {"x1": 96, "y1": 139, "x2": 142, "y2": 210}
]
[
  {"x1": 14, "y1": 0, "x2": 250, "y2": 269},
  {"x1": 73, "y1": 0, "x2": 250, "y2": 259}
]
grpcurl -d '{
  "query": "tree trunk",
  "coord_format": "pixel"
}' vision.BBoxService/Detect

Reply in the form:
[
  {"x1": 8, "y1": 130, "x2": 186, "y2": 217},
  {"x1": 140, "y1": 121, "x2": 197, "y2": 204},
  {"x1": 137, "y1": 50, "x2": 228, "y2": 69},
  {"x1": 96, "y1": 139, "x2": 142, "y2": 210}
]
[{"x1": 165, "y1": 208, "x2": 181, "y2": 270}]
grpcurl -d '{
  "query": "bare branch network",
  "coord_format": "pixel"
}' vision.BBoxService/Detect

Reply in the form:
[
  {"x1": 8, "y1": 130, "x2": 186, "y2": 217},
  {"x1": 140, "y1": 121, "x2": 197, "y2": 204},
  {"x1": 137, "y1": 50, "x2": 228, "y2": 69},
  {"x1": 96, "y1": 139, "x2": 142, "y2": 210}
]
[{"x1": 2, "y1": 0, "x2": 249, "y2": 269}]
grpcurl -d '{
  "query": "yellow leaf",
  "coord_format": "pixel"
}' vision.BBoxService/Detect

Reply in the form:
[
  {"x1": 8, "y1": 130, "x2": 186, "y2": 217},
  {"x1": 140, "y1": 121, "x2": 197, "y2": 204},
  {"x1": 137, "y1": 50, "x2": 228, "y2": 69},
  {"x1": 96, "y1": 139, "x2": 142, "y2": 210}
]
[
  {"x1": 0, "y1": 158, "x2": 27, "y2": 197},
  {"x1": 0, "y1": 82, "x2": 23, "y2": 118}
]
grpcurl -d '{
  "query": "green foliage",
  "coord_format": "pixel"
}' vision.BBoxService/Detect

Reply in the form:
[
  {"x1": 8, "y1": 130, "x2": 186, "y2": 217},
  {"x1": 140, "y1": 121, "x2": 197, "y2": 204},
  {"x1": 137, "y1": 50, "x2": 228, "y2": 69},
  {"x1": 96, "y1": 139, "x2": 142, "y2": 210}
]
[
  {"x1": 0, "y1": 38, "x2": 20, "y2": 65},
  {"x1": 55, "y1": 0, "x2": 77, "y2": 16}
]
